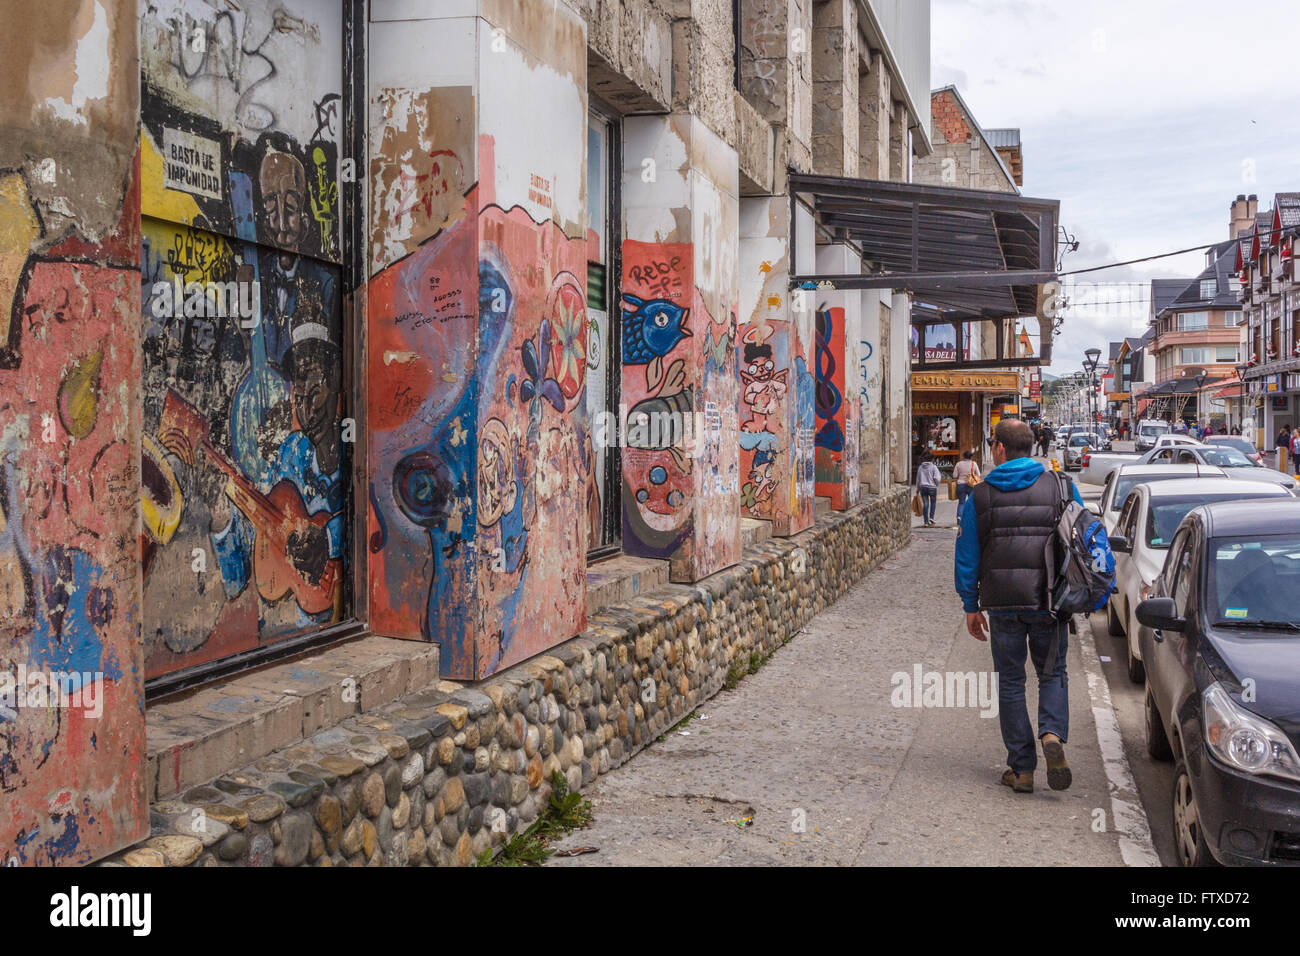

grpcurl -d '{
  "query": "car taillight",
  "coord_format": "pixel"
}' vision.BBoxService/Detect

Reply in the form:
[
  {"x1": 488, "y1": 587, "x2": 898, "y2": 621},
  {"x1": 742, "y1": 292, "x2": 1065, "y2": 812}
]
[{"x1": 1081, "y1": 454, "x2": 1090, "y2": 466}]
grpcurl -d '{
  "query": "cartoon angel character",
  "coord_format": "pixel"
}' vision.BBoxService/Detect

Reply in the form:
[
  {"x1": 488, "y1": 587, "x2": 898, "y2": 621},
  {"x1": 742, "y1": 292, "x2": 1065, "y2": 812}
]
[{"x1": 740, "y1": 341, "x2": 789, "y2": 433}]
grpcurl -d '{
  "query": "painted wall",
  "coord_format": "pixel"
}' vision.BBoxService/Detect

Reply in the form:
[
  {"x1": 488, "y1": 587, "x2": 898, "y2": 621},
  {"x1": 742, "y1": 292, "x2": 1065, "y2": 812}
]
[
  {"x1": 737, "y1": 197, "x2": 814, "y2": 535},
  {"x1": 365, "y1": 2, "x2": 589, "y2": 678},
  {"x1": 813, "y1": 243, "x2": 861, "y2": 510},
  {"x1": 622, "y1": 114, "x2": 741, "y2": 581},
  {"x1": 0, "y1": 0, "x2": 146, "y2": 864},
  {"x1": 136, "y1": 0, "x2": 348, "y2": 680}
]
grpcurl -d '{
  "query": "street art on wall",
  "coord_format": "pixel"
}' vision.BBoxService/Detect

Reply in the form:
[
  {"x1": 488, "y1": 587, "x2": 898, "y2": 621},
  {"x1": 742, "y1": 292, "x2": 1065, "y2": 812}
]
[
  {"x1": 738, "y1": 316, "x2": 814, "y2": 534},
  {"x1": 138, "y1": 0, "x2": 349, "y2": 679},
  {"x1": 365, "y1": 118, "x2": 588, "y2": 678},
  {"x1": 619, "y1": 239, "x2": 741, "y2": 579},
  {"x1": 0, "y1": 160, "x2": 146, "y2": 864},
  {"x1": 815, "y1": 304, "x2": 860, "y2": 510}
]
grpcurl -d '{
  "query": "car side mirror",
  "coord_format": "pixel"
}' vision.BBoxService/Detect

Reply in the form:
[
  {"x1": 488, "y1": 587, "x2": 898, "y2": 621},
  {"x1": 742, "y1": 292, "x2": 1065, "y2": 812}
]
[
  {"x1": 1109, "y1": 534, "x2": 1130, "y2": 554},
  {"x1": 1137, "y1": 596, "x2": 1185, "y2": 632}
]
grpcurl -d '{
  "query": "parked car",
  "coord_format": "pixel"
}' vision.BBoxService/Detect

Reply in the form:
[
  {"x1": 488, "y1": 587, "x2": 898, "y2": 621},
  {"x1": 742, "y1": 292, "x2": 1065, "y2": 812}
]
[
  {"x1": 1142, "y1": 443, "x2": 1298, "y2": 494},
  {"x1": 1106, "y1": 478, "x2": 1292, "y2": 684},
  {"x1": 1079, "y1": 433, "x2": 1204, "y2": 486},
  {"x1": 1094, "y1": 463, "x2": 1228, "y2": 538},
  {"x1": 1135, "y1": 499, "x2": 1300, "y2": 866},
  {"x1": 1206, "y1": 435, "x2": 1264, "y2": 465}
]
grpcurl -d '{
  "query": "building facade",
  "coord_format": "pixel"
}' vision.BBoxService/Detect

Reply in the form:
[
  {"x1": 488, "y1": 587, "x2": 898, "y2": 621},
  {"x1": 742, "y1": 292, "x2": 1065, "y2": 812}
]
[
  {"x1": 908, "y1": 86, "x2": 1030, "y2": 477},
  {"x1": 1238, "y1": 192, "x2": 1300, "y2": 448}
]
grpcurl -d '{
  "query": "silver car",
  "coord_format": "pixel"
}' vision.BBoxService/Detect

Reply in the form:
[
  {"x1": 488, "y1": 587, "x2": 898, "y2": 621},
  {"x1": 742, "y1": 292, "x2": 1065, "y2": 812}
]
[
  {"x1": 1141, "y1": 443, "x2": 1298, "y2": 494},
  {"x1": 1106, "y1": 477, "x2": 1295, "y2": 683}
]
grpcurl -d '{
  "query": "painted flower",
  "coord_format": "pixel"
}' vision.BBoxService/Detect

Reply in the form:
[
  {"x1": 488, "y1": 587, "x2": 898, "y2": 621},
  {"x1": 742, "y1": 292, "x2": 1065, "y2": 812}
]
[
  {"x1": 520, "y1": 318, "x2": 565, "y2": 414},
  {"x1": 740, "y1": 482, "x2": 757, "y2": 509}
]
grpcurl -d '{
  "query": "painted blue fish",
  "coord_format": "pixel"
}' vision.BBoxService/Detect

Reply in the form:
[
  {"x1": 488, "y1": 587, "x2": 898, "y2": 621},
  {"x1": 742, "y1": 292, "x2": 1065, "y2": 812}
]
[{"x1": 620, "y1": 294, "x2": 692, "y2": 365}]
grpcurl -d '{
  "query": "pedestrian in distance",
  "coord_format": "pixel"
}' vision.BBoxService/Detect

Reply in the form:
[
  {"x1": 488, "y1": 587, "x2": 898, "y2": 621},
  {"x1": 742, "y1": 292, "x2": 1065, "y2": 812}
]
[
  {"x1": 952, "y1": 449, "x2": 981, "y2": 520},
  {"x1": 954, "y1": 419, "x2": 1114, "y2": 794},
  {"x1": 915, "y1": 453, "x2": 941, "y2": 527}
]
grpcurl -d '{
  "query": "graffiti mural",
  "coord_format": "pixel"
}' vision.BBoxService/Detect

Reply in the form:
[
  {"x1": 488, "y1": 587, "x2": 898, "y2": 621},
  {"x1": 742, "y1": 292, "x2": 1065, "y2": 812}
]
[
  {"x1": 366, "y1": 107, "x2": 588, "y2": 677},
  {"x1": 620, "y1": 242, "x2": 696, "y2": 562},
  {"x1": 138, "y1": 0, "x2": 348, "y2": 679},
  {"x1": 0, "y1": 159, "x2": 146, "y2": 863},
  {"x1": 814, "y1": 304, "x2": 860, "y2": 510}
]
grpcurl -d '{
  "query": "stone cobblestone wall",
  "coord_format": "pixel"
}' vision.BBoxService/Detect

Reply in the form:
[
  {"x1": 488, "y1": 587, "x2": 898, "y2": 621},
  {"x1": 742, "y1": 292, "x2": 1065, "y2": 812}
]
[{"x1": 101, "y1": 489, "x2": 910, "y2": 867}]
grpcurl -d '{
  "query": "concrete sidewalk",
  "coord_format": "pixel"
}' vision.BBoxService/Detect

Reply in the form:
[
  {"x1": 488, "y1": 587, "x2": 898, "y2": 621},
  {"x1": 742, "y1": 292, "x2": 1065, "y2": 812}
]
[{"x1": 550, "y1": 491, "x2": 1146, "y2": 866}]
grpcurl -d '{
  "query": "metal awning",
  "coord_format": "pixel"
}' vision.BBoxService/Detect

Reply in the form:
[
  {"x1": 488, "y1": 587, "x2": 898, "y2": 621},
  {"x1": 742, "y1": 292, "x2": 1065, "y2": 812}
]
[{"x1": 787, "y1": 171, "x2": 1060, "y2": 369}]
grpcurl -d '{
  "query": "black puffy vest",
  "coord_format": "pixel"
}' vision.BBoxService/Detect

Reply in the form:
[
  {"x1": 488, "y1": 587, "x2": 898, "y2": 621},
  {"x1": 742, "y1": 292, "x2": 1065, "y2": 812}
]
[{"x1": 972, "y1": 470, "x2": 1063, "y2": 612}]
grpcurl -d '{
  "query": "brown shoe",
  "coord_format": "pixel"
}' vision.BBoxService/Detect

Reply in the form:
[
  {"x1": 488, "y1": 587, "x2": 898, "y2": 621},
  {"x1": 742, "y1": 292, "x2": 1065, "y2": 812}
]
[
  {"x1": 1000, "y1": 769, "x2": 1034, "y2": 793},
  {"x1": 1042, "y1": 735, "x2": 1072, "y2": 791}
]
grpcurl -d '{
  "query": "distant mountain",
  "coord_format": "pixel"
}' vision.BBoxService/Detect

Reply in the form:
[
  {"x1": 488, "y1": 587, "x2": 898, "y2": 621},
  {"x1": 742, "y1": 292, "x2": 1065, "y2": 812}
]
[{"x1": 1040, "y1": 371, "x2": 1059, "y2": 383}]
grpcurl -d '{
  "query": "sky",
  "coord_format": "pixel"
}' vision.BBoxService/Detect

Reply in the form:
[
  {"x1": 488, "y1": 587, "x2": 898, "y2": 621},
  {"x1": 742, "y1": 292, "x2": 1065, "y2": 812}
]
[{"x1": 930, "y1": 0, "x2": 1300, "y2": 377}]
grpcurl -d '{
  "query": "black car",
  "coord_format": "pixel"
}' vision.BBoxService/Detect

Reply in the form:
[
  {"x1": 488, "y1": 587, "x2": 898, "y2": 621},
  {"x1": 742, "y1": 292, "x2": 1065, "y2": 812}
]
[{"x1": 1136, "y1": 500, "x2": 1300, "y2": 866}]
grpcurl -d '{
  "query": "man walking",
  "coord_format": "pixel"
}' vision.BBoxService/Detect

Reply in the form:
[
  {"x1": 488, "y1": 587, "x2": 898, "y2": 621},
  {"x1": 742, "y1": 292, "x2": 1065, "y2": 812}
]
[{"x1": 954, "y1": 419, "x2": 1090, "y2": 794}]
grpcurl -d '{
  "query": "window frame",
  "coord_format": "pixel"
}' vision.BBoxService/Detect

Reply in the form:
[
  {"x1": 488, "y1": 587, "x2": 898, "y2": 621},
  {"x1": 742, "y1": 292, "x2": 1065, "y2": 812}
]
[{"x1": 586, "y1": 99, "x2": 624, "y2": 560}]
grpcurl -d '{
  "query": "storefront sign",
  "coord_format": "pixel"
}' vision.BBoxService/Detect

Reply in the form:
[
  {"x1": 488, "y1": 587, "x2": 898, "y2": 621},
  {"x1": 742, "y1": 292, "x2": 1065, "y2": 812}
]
[
  {"x1": 911, "y1": 371, "x2": 1020, "y2": 392},
  {"x1": 913, "y1": 398, "x2": 960, "y2": 415}
]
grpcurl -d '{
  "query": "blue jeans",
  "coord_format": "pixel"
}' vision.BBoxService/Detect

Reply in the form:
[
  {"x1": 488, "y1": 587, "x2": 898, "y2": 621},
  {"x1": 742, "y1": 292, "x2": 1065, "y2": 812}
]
[
  {"x1": 989, "y1": 612, "x2": 1069, "y2": 773},
  {"x1": 956, "y1": 482, "x2": 971, "y2": 515},
  {"x1": 919, "y1": 486, "x2": 937, "y2": 523}
]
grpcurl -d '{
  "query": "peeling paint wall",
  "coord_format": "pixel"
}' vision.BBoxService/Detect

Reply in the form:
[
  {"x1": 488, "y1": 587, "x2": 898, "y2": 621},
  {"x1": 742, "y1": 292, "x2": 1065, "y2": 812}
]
[
  {"x1": 622, "y1": 114, "x2": 741, "y2": 581},
  {"x1": 813, "y1": 242, "x2": 860, "y2": 510},
  {"x1": 365, "y1": 2, "x2": 589, "y2": 678},
  {"x1": 136, "y1": 0, "x2": 348, "y2": 680},
  {"x1": 0, "y1": 0, "x2": 146, "y2": 864},
  {"x1": 737, "y1": 195, "x2": 815, "y2": 536}
]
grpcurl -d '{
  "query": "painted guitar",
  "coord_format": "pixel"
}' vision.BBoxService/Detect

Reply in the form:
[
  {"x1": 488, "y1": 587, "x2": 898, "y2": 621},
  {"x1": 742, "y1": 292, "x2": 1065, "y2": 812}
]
[{"x1": 159, "y1": 389, "x2": 342, "y2": 615}]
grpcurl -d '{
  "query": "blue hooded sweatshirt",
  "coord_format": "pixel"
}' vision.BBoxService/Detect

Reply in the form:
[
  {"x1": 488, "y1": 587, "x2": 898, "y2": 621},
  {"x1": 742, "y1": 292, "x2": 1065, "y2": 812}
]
[{"x1": 954, "y1": 456, "x2": 1085, "y2": 615}]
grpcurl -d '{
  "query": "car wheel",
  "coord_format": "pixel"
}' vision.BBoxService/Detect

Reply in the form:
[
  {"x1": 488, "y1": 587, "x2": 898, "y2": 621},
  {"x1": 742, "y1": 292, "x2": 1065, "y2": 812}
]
[
  {"x1": 1107, "y1": 600, "x2": 1125, "y2": 637},
  {"x1": 1144, "y1": 684, "x2": 1172, "y2": 761},
  {"x1": 1126, "y1": 633, "x2": 1145, "y2": 684},
  {"x1": 1172, "y1": 760, "x2": 1217, "y2": 867}
]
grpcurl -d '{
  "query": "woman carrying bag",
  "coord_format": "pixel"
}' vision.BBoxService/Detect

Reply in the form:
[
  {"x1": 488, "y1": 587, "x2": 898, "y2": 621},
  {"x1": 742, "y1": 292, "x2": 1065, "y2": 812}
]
[
  {"x1": 915, "y1": 453, "x2": 942, "y2": 527},
  {"x1": 952, "y1": 449, "x2": 982, "y2": 520}
]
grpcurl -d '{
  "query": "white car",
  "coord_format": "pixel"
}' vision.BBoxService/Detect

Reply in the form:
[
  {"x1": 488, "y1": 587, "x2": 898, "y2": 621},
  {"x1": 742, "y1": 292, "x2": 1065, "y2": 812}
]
[
  {"x1": 1094, "y1": 462, "x2": 1227, "y2": 538},
  {"x1": 1106, "y1": 477, "x2": 1294, "y2": 683}
]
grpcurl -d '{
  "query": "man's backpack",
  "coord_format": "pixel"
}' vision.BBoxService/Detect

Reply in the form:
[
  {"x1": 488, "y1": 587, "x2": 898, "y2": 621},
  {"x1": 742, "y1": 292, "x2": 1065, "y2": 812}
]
[{"x1": 1043, "y1": 472, "x2": 1115, "y2": 622}]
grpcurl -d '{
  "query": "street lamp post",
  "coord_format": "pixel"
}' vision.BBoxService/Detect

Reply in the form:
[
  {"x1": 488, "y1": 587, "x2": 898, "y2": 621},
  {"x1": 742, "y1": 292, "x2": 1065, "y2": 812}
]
[{"x1": 1083, "y1": 348, "x2": 1102, "y2": 430}]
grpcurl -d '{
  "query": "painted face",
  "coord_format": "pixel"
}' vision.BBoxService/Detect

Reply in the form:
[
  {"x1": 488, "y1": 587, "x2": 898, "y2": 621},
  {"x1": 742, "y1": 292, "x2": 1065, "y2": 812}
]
[
  {"x1": 291, "y1": 349, "x2": 338, "y2": 447},
  {"x1": 746, "y1": 359, "x2": 775, "y2": 382},
  {"x1": 260, "y1": 152, "x2": 308, "y2": 249}
]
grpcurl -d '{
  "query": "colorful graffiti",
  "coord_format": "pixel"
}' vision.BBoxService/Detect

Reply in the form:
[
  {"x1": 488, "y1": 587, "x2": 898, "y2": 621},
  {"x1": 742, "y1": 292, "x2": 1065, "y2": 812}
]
[
  {"x1": 138, "y1": 0, "x2": 348, "y2": 679},
  {"x1": 0, "y1": 160, "x2": 146, "y2": 863},
  {"x1": 620, "y1": 242, "x2": 696, "y2": 562},
  {"x1": 366, "y1": 129, "x2": 588, "y2": 679},
  {"x1": 815, "y1": 305, "x2": 860, "y2": 510}
]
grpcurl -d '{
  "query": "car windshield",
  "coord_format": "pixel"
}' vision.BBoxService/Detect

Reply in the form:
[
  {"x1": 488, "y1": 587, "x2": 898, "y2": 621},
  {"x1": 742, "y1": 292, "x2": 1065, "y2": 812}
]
[
  {"x1": 1140, "y1": 423, "x2": 1169, "y2": 436},
  {"x1": 1208, "y1": 535, "x2": 1300, "y2": 629},
  {"x1": 1069, "y1": 435, "x2": 1095, "y2": 446},
  {"x1": 1209, "y1": 438, "x2": 1256, "y2": 455},
  {"x1": 1200, "y1": 447, "x2": 1256, "y2": 468},
  {"x1": 1145, "y1": 494, "x2": 1283, "y2": 548},
  {"x1": 1110, "y1": 472, "x2": 1198, "y2": 511}
]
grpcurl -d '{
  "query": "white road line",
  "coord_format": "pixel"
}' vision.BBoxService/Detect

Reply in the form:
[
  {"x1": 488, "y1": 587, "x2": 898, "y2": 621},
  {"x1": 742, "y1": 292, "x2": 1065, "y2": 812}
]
[{"x1": 1076, "y1": 614, "x2": 1161, "y2": 867}]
